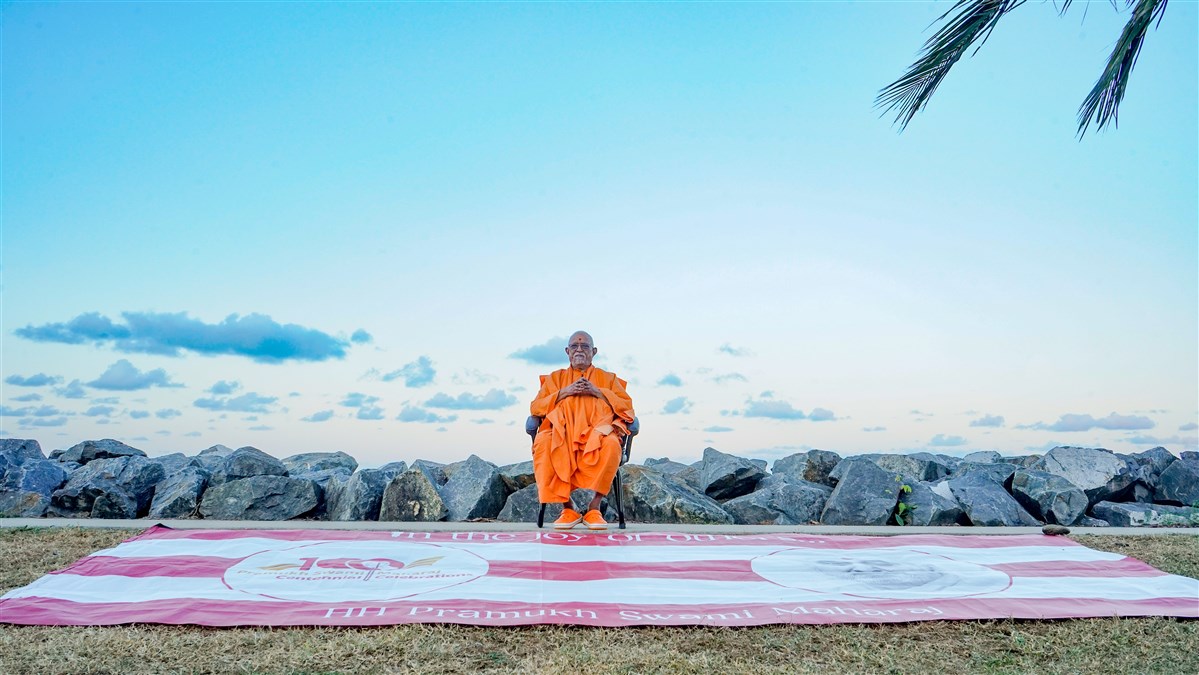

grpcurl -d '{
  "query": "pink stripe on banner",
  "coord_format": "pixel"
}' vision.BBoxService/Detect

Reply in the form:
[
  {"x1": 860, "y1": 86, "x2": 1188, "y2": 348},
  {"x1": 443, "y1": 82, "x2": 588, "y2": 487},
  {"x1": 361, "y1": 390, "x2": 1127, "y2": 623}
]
[
  {"x1": 486, "y1": 559, "x2": 761, "y2": 582},
  {"x1": 1, "y1": 595, "x2": 1195, "y2": 627},
  {"x1": 133, "y1": 526, "x2": 1085, "y2": 550},
  {"x1": 53, "y1": 556, "x2": 243, "y2": 579},
  {"x1": 990, "y1": 558, "x2": 1168, "y2": 578},
  {"x1": 48, "y1": 554, "x2": 1166, "y2": 582}
]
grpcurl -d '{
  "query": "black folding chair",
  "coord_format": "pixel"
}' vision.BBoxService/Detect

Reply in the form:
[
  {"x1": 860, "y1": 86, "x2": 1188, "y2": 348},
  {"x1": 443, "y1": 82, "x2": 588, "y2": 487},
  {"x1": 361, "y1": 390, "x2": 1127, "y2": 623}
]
[{"x1": 526, "y1": 415, "x2": 639, "y2": 529}]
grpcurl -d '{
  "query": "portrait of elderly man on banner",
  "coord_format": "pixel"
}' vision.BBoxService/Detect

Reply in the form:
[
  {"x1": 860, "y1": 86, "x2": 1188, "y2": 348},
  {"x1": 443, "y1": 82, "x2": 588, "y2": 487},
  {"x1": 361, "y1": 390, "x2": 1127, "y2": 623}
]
[{"x1": 528, "y1": 331, "x2": 635, "y2": 531}]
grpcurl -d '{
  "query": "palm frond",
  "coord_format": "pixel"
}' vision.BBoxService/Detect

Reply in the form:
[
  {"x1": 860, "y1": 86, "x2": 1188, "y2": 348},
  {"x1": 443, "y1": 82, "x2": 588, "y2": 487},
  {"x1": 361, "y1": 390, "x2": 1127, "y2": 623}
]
[
  {"x1": 1076, "y1": 0, "x2": 1168, "y2": 137},
  {"x1": 877, "y1": 0, "x2": 1027, "y2": 131}
]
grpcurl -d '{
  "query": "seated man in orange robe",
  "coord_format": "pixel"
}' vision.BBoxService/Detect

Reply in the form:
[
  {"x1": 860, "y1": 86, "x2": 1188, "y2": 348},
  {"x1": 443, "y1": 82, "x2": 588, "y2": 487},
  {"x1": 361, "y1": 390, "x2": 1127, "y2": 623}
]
[{"x1": 530, "y1": 331, "x2": 635, "y2": 530}]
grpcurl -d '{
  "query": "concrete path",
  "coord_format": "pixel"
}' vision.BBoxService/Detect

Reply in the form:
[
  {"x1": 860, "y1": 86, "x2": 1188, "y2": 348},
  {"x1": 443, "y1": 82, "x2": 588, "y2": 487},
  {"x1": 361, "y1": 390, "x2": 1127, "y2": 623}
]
[{"x1": 1, "y1": 518, "x2": 1195, "y2": 536}]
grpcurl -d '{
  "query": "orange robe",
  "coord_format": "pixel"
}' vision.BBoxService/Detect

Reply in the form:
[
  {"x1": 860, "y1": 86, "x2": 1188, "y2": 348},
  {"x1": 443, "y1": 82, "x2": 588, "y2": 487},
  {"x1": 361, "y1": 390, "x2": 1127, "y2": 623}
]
[{"x1": 530, "y1": 365, "x2": 635, "y2": 504}]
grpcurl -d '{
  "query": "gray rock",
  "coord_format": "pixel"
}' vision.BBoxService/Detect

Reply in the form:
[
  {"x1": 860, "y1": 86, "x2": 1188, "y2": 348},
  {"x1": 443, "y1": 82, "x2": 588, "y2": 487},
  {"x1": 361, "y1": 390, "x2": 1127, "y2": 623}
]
[
  {"x1": 0, "y1": 490, "x2": 53, "y2": 518},
  {"x1": 198, "y1": 444, "x2": 236, "y2": 455},
  {"x1": 1010, "y1": 469, "x2": 1088, "y2": 525},
  {"x1": 198, "y1": 476, "x2": 319, "y2": 520},
  {"x1": 149, "y1": 453, "x2": 200, "y2": 475},
  {"x1": 49, "y1": 455, "x2": 164, "y2": 518},
  {"x1": 618, "y1": 465, "x2": 733, "y2": 524},
  {"x1": 754, "y1": 474, "x2": 787, "y2": 490},
  {"x1": 441, "y1": 455, "x2": 506, "y2": 521},
  {"x1": 900, "y1": 481, "x2": 967, "y2": 526},
  {"x1": 209, "y1": 446, "x2": 287, "y2": 486},
  {"x1": 0, "y1": 439, "x2": 46, "y2": 467},
  {"x1": 750, "y1": 459, "x2": 767, "y2": 471},
  {"x1": 700, "y1": 447, "x2": 765, "y2": 500},
  {"x1": 952, "y1": 462, "x2": 1018, "y2": 484},
  {"x1": 191, "y1": 445, "x2": 235, "y2": 472},
  {"x1": 0, "y1": 453, "x2": 66, "y2": 517},
  {"x1": 59, "y1": 461, "x2": 82, "y2": 473},
  {"x1": 1181, "y1": 451, "x2": 1198, "y2": 461},
  {"x1": 148, "y1": 467, "x2": 209, "y2": 518},
  {"x1": 1129, "y1": 447, "x2": 1177, "y2": 490},
  {"x1": 91, "y1": 488, "x2": 139, "y2": 519},
  {"x1": 377, "y1": 461, "x2": 409, "y2": 480},
  {"x1": 290, "y1": 468, "x2": 352, "y2": 520},
  {"x1": 498, "y1": 460, "x2": 536, "y2": 493},
  {"x1": 1031, "y1": 446, "x2": 1138, "y2": 506},
  {"x1": 1133, "y1": 483, "x2": 1155, "y2": 503},
  {"x1": 49, "y1": 478, "x2": 124, "y2": 518},
  {"x1": 773, "y1": 449, "x2": 841, "y2": 487},
  {"x1": 643, "y1": 457, "x2": 690, "y2": 474},
  {"x1": 723, "y1": 480, "x2": 830, "y2": 525},
  {"x1": 1075, "y1": 515, "x2": 1111, "y2": 527},
  {"x1": 58, "y1": 439, "x2": 146, "y2": 465},
  {"x1": 672, "y1": 464, "x2": 703, "y2": 491},
  {"x1": 0, "y1": 457, "x2": 68, "y2": 516},
  {"x1": 1092, "y1": 501, "x2": 1199, "y2": 527},
  {"x1": 410, "y1": 460, "x2": 448, "y2": 486},
  {"x1": 326, "y1": 469, "x2": 388, "y2": 521},
  {"x1": 282, "y1": 451, "x2": 358, "y2": 475},
  {"x1": 1154, "y1": 459, "x2": 1199, "y2": 506},
  {"x1": 1, "y1": 458, "x2": 67, "y2": 497},
  {"x1": 997, "y1": 454, "x2": 1042, "y2": 467},
  {"x1": 928, "y1": 478, "x2": 955, "y2": 502},
  {"x1": 820, "y1": 459, "x2": 904, "y2": 526},
  {"x1": 770, "y1": 481, "x2": 833, "y2": 524},
  {"x1": 442, "y1": 459, "x2": 466, "y2": 482},
  {"x1": 496, "y1": 484, "x2": 543, "y2": 523},
  {"x1": 963, "y1": 450, "x2": 1002, "y2": 464},
  {"x1": 379, "y1": 468, "x2": 447, "y2": 521},
  {"x1": 871, "y1": 453, "x2": 952, "y2": 482},
  {"x1": 948, "y1": 472, "x2": 1040, "y2": 526},
  {"x1": 291, "y1": 467, "x2": 353, "y2": 489}
]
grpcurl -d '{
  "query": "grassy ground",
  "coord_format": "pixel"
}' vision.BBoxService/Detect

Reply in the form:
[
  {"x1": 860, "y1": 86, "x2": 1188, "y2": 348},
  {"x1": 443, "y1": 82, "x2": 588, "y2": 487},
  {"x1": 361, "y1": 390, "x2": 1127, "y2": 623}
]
[{"x1": 0, "y1": 527, "x2": 1195, "y2": 674}]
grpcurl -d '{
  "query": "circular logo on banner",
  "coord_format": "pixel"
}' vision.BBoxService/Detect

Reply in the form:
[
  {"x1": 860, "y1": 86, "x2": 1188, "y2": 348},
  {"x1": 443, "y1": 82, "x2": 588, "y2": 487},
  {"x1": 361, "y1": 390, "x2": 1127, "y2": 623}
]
[
  {"x1": 224, "y1": 541, "x2": 489, "y2": 602},
  {"x1": 751, "y1": 548, "x2": 1012, "y2": 599}
]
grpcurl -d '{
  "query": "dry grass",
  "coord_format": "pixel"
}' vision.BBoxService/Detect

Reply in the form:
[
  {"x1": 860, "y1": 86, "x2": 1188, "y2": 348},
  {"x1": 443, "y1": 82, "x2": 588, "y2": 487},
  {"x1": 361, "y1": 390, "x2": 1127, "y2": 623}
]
[{"x1": 1, "y1": 527, "x2": 1196, "y2": 674}]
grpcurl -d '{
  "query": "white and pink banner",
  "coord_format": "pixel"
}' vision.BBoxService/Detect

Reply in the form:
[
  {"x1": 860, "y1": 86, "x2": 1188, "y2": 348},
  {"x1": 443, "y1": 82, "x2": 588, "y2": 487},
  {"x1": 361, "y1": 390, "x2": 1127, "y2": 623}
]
[{"x1": 2, "y1": 526, "x2": 1196, "y2": 627}]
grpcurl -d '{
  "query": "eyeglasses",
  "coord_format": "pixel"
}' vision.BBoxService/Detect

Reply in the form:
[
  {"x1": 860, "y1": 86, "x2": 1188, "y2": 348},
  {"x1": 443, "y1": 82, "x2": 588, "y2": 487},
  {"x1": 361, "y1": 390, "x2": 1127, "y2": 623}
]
[{"x1": 567, "y1": 344, "x2": 593, "y2": 352}]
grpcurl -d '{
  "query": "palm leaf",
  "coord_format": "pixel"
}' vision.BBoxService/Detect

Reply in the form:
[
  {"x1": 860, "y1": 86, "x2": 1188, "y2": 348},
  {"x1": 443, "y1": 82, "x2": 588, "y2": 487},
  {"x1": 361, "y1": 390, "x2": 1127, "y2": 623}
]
[
  {"x1": 1076, "y1": 0, "x2": 1169, "y2": 136},
  {"x1": 877, "y1": 0, "x2": 1028, "y2": 130}
]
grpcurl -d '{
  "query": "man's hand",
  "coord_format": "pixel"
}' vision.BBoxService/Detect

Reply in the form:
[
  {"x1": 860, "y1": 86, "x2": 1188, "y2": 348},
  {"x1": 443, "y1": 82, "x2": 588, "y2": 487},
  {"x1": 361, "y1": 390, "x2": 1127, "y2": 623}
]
[{"x1": 557, "y1": 377, "x2": 604, "y2": 401}]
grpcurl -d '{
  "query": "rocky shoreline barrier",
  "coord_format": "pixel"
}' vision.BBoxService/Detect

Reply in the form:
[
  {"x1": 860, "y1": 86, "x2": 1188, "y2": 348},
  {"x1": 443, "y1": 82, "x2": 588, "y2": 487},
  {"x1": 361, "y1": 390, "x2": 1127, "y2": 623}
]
[{"x1": 1, "y1": 438, "x2": 1197, "y2": 527}]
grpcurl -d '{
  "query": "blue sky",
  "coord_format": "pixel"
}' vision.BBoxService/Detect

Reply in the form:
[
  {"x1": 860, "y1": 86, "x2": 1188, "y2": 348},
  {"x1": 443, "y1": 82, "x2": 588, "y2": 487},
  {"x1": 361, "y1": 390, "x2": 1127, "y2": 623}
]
[{"x1": 3, "y1": 2, "x2": 1196, "y2": 467}]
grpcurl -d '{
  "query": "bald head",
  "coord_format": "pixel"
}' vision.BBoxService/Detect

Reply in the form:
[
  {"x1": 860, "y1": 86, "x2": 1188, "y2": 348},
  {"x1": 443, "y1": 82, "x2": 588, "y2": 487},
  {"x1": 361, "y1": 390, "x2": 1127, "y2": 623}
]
[{"x1": 566, "y1": 331, "x2": 597, "y2": 371}]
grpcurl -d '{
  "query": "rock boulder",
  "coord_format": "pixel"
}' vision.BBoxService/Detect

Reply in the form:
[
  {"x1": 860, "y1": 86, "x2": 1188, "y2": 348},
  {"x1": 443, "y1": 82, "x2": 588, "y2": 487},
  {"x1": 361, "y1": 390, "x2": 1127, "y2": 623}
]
[
  {"x1": 821, "y1": 459, "x2": 903, "y2": 526},
  {"x1": 1009, "y1": 469, "x2": 1088, "y2": 525},
  {"x1": 380, "y1": 468, "x2": 447, "y2": 521},
  {"x1": 326, "y1": 469, "x2": 389, "y2": 521},
  {"x1": 1154, "y1": 459, "x2": 1199, "y2": 506},
  {"x1": 198, "y1": 476, "x2": 319, "y2": 520},
  {"x1": 58, "y1": 439, "x2": 146, "y2": 465},
  {"x1": 208, "y1": 446, "x2": 287, "y2": 486},
  {"x1": 148, "y1": 467, "x2": 209, "y2": 519},
  {"x1": 700, "y1": 447, "x2": 765, "y2": 500},
  {"x1": 618, "y1": 465, "x2": 732, "y2": 524},
  {"x1": 948, "y1": 472, "x2": 1040, "y2": 526},
  {"x1": 773, "y1": 449, "x2": 842, "y2": 487},
  {"x1": 1030, "y1": 446, "x2": 1138, "y2": 506},
  {"x1": 282, "y1": 451, "x2": 358, "y2": 475},
  {"x1": 1092, "y1": 501, "x2": 1199, "y2": 527}
]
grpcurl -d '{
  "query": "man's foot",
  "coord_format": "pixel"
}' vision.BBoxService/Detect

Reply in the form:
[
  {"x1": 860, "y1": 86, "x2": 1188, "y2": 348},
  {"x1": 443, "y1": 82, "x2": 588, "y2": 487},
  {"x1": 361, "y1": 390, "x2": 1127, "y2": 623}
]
[
  {"x1": 583, "y1": 509, "x2": 608, "y2": 531},
  {"x1": 553, "y1": 508, "x2": 583, "y2": 530}
]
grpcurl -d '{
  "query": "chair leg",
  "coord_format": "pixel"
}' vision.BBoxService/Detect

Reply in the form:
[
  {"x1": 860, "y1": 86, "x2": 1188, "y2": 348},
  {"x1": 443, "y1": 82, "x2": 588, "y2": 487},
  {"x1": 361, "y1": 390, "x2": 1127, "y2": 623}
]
[
  {"x1": 537, "y1": 503, "x2": 546, "y2": 529},
  {"x1": 613, "y1": 470, "x2": 625, "y2": 529}
]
